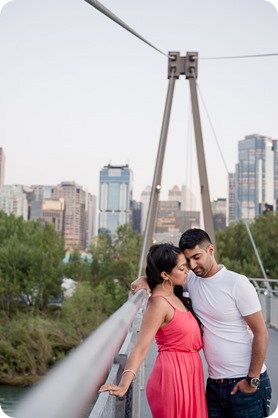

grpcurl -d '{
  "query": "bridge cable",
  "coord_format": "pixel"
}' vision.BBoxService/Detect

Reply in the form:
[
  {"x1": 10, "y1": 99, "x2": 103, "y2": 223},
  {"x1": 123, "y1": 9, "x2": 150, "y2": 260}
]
[
  {"x1": 83, "y1": 0, "x2": 272, "y2": 278},
  {"x1": 200, "y1": 52, "x2": 278, "y2": 60},
  {"x1": 84, "y1": 0, "x2": 277, "y2": 62},
  {"x1": 185, "y1": 97, "x2": 195, "y2": 213},
  {"x1": 83, "y1": 0, "x2": 170, "y2": 58},
  {"x1": 195, "y1": 77, "x2": 269, "y2": 280}
]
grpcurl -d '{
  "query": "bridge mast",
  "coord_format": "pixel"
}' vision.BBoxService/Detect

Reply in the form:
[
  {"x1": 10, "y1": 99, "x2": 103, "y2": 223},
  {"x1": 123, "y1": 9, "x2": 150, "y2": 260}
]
[
  {"x1": 139, "y1": 52, "x2": 216, "y2": 275},
  {"x1": 184, "y1": 52, "x2": 216, "y2": 247}
]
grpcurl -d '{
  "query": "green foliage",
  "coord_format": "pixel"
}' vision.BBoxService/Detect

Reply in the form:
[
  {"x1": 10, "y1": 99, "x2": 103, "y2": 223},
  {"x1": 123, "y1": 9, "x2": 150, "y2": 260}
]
[
  {"x1": 216, "y1": 213, "x2": 278, "y2": 278},
  {"x1": 60, "y1": 283, "x2": 107, "y2": 340},
  {"x1": 63, "y1": 248, "x2": 92, "y2": 282},
  {"x1": 0, "y1": 218, "x2": 142, "y2": 385},
  {"x1": 0, "y1": 316, "x2": 59, "y2": 378},
  {"x1": 88, "y1": 224, "x2": 142, "y2": 312},
  {"x1": 0, "y1": 284, "x2": 107, "y2": 383},
  {"x1": 0, "y1": 211, "x2": 65, "y2": 315},
  {"x1": 249, "y1": 212, "x2": 278, "y2": 278}
]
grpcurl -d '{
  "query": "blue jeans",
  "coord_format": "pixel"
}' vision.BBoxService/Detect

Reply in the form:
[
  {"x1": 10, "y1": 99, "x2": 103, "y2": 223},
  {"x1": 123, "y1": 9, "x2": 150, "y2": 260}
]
[{"x1": 206, "y1": 370, "x2": 272, "y2": 418}]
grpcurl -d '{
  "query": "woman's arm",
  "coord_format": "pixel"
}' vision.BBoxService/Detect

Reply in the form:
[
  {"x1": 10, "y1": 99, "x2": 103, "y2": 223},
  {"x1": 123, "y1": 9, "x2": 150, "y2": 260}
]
[{"x1": 99, "y1": 298, "x2": 166, "y2": 397}]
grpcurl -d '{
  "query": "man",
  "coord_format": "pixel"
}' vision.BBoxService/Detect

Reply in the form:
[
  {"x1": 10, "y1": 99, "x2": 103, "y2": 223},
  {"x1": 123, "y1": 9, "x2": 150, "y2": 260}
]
[{"x1": 131, "y1": 228, "x2": 272, "y2": 418}]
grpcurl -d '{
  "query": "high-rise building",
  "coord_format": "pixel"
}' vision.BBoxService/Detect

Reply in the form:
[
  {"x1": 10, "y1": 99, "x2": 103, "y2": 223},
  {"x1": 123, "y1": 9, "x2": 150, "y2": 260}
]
[
  {"x1": 227, "y1": 173, "x2": 236, "y2": 225},
  {"x1": 0, "y1": 148, "x2": 5, "y2": 188},
  {"x1": 211, "y1": 197, "x2": 227, "y2": 230},
  {"x1": 42, "y1": 198, "x2": 65, "y2": 235},
  {"x1": 86, "y1": 193, "x2": 97, "y2": 248},
  {"x1": 233, "y1": 134, "x2": 278, "y2": 221},
  {"x1": 168, "y1": 185, "x2": 181, "y2": 202},
  {"x1": 0, "y1": 185, "x2": 29, "y2": 220},
  {"x1": 168, "y1": 185, "x2": 197, "y2": 211},
  {"x1": 154, "y1": 200, "x2": 200, "y2": 245},
  {"x1": 98, "y1": 164, "x2": 133, "y2": 237},
  {"x1": 181, "y1": 185, "x2": 197, "y2": 211},
  {"x1": 140, "y1": 185, "x2": 151, "y2": 233},
  {"x1": 52, "y1": 181, "x2": 87, "y2": 251},
  {"x1": 140, "y1": 184, "x2": 200, "y2": 243},
  {"x1": 30, "y1": 185, "x2": 55, "y2": 220},
  {"x1": 131, "y1": 200, "x2": 142, "y2": 233}
]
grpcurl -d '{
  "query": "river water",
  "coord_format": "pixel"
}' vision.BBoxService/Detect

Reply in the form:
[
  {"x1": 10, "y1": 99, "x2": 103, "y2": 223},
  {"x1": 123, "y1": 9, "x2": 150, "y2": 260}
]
[
  {"x1": 0, "y1": 385, "x2": 29, "y2": 417},
  {"x1": 0, "y1": 384, "x2": 96, "y2": 417}
]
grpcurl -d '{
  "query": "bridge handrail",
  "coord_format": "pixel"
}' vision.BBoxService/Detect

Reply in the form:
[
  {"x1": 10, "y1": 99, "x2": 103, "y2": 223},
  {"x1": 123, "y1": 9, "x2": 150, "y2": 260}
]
[
  {"x1": 249, "y1": 278, "x2": 278, "y2": 329},
  {"x1": 13, "y1": 278, "x2": 278, "y2": 418},
  {"x1": 13, "y1": 289, "x2": 147, "y2": 418},
  {"x1": 89, "y1": 308, "x2": 147, "y2": 418}
]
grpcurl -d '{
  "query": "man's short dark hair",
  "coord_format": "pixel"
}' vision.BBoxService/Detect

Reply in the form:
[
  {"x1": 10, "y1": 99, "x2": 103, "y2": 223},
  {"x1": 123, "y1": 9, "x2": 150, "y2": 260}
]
[{"x1": 179, "y1": 228, "x2": 212, "y2": 251}]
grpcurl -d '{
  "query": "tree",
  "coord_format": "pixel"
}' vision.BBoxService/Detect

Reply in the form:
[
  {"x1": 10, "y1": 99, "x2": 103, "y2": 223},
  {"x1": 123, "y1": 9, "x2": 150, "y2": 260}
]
[
  {"x1": 0, "y1": 212, "x2": 65, "y2": 315},
  {"x1": 63, "y1": 248, "x2": 92, "y2": 282},
  {"x1": 216, "y1": 213, "x2": 278, "y2": 278},
  {"x1": 249, "y1": 212, "x2": 278, "y2": 278},
  {"x1": 88, "y1": 225, "x2": 142, "y2": 314},
  {"x1": 27, "y1": 222, "x2": 65, "y2": 310}
]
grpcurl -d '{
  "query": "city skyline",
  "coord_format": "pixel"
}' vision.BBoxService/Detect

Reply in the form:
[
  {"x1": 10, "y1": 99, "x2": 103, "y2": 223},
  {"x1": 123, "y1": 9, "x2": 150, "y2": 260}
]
[
  {"x1": 0, "y1": 0, "x2": 278, "y2": 211},
  {"x1": 1, "y1": 133, "x2": 277, "y2": 248},
  {"x1": 0, "y1": 134, "x2": 274, "y2": 212}
]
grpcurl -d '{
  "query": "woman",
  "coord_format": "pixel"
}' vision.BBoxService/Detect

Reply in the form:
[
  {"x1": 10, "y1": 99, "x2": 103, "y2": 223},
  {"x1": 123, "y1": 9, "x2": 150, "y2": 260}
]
[{"x1": 99, "y1": 243, "x2": 208, "y2": 418}]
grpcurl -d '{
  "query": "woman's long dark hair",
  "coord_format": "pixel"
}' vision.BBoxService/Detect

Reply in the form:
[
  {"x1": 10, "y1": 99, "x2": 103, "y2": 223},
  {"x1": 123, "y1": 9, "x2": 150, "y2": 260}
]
[{"x1": 146, "y1": 243, "x2": 203, "y2": 334}]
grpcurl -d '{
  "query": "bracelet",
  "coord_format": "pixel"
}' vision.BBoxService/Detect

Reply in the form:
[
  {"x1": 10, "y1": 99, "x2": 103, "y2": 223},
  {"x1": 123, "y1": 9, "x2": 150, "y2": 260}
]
[{"x1": 122, "y1": 369, "x2": 136, "y2": 380}]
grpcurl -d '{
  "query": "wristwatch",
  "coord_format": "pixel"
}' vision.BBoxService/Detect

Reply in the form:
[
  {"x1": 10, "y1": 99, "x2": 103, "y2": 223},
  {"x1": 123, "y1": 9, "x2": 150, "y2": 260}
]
[{"x1": 246, "y1": 375, "x2": 260, "y2": 388}]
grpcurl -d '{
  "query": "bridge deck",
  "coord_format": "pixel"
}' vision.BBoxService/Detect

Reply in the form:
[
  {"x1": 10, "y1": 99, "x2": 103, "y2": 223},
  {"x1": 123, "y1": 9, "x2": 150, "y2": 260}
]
[{"x1": 140, "y1": 327, "x2": 278, "y2": 417}]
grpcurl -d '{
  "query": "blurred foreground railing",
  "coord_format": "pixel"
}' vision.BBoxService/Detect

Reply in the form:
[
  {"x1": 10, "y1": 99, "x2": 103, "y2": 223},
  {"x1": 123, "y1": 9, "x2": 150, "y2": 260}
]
[
  {"x1": 89, "y1": 294, "x2": 148, "y2": 418},
  {"x1": 13, "y1": 278, "x2": 277, "y2": 418},
  {"x1": 13, "y1": 289, "x2": 148, "y2": 418}
]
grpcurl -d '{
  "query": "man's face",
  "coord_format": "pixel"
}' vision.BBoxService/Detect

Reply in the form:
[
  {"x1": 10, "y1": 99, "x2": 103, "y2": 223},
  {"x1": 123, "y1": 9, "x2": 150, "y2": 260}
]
[{"x1": 182, "y1": 244, "x2": 215, "y2": 278}]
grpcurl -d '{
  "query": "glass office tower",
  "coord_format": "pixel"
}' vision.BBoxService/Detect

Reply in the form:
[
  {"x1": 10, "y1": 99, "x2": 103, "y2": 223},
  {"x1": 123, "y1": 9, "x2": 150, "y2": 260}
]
[
  {"x1": 235, "y1": 134, "x2": 278, "y2": 220},
  {"x1": 98, "y1": 164, "x2": 133, "y2": 237}
]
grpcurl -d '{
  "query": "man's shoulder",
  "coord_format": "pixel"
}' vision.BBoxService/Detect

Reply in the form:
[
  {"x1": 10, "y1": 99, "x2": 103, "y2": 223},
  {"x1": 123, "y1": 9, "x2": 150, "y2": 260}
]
[{"x1": 223, "y1": 267, "x2": 248, "y2": 281}]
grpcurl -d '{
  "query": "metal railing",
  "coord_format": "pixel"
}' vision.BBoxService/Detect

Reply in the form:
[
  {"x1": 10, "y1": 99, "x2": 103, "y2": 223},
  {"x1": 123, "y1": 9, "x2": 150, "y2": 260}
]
[
  {"x1": 89, "y1": 294, "x2": 148, "y2": 418},
  {"x1": 13, "y1": 289, "x2": 148, "y2": 418},
  {"x1": 249, "y1": 278, "x2": 278, "y2": 329},
  {"x1": 13, "y1": 278, "x2": 278, "y2": 418}
]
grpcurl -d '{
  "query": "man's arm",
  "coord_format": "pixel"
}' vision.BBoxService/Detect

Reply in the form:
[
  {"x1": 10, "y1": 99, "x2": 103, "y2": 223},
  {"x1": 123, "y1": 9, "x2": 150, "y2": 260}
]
[
  {"x1": 231, "y1": 310, "x2": 268, "y2": 394},
  {"x1": 130, "y1": 276, "x2": 150, "y2": 294},
  {"x1": 244, "y1": 310, "x2": 269, "y2": 377}
]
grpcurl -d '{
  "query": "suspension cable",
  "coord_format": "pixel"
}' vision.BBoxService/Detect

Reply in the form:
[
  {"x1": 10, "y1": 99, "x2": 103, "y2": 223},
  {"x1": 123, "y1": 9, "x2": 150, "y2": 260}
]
[
  {"x1": 185, "y1": 97, "x2": 194, "y2": 213},
  {"x1": 200, "y1": 52, "x2": 278, "y2": 60},
  {"x1": 84, "y1": 0, "x2": 278, "y2": 62},
  {"x1": 83, "y1": 0, "x2": 170, "y2": 58},
  {"x1": 196, "y1": 81, "x2": 269, "y2": 280},
  {"x1": 81, "y1": 2, "x2": 275, "y2": 275}
]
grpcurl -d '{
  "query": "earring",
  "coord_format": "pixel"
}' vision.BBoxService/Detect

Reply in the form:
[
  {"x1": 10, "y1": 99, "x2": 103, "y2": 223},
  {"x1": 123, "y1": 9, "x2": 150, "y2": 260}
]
[{"x1": 163, "y1": 279, "x2": 173, "y2": 291}]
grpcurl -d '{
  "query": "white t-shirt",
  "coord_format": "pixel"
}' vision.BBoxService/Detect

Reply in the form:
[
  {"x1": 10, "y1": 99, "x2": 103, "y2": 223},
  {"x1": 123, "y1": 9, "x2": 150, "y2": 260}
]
[{"x1": 185, "y1": 265, "x2": 266, "y2": 379}]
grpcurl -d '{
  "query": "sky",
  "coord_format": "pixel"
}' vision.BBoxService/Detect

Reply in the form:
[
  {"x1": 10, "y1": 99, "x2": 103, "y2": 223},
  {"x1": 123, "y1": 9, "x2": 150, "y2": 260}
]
[{"x1": 0, "y1": 0, "x2": 278, "y2": 213}]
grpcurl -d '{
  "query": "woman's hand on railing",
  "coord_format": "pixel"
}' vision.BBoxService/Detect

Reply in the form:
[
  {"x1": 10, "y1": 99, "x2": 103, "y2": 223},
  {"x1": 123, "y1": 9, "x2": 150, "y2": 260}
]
[
  {"x1": 99, "y1": 383, "x2": 128, "y2": 398},
  {"x1": 130, "y1": 276, "x2": 151, "y2": 295}
]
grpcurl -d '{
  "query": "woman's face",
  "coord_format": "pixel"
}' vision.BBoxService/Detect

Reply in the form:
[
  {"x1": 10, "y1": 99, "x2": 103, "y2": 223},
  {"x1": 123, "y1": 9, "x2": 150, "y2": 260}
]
[{"x1": 168, "y1": 253, "x2": 188, "y2": 286}]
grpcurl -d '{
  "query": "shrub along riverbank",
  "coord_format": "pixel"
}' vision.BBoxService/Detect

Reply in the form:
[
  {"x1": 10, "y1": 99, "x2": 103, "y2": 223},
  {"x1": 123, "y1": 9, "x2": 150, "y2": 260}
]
[{"x1": 0, "y1": 282, "x2": 116, "y2": 387}]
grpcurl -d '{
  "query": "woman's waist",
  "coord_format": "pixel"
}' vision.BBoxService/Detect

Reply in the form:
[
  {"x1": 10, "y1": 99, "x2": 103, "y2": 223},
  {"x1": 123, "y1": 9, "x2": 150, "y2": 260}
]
[{"x1": 158, "y1": 347, "x2": 201, "y2": 353}]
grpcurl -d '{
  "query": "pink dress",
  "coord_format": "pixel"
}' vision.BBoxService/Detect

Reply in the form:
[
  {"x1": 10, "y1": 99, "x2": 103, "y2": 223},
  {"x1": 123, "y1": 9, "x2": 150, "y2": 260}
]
[{"x1": 146, "y1": 296, "x2": 208, "y2": 418}]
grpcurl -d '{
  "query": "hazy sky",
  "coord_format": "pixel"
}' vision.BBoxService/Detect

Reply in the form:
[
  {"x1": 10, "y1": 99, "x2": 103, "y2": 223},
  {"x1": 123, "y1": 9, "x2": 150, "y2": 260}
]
[{"x1": 0, "y1": 0, "x2": 278, "y2": 212}]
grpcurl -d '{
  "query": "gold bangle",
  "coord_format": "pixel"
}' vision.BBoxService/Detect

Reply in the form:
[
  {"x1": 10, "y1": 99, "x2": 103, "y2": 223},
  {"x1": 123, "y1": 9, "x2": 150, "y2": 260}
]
[{"x1": 122, "y1": 369, "x2": 136, "y2": 380}]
